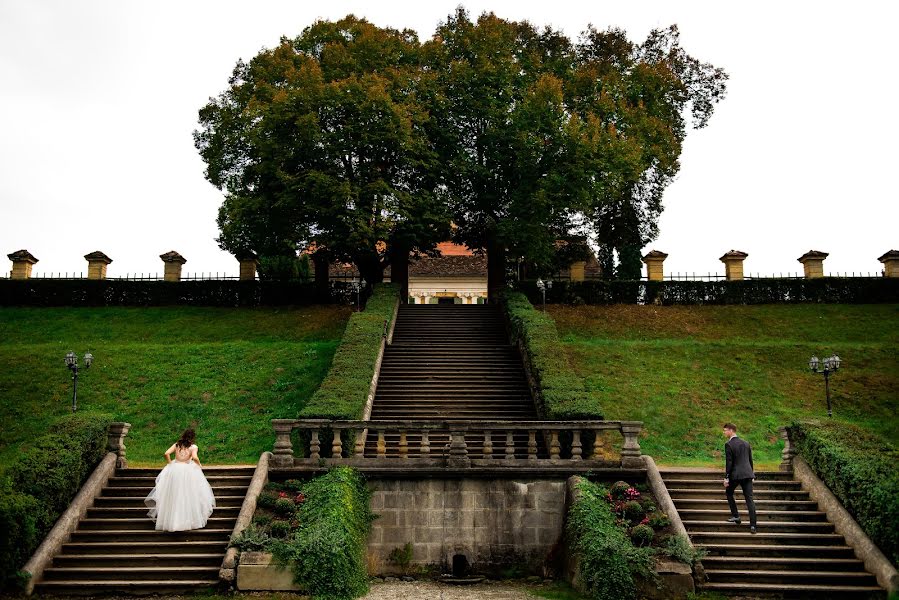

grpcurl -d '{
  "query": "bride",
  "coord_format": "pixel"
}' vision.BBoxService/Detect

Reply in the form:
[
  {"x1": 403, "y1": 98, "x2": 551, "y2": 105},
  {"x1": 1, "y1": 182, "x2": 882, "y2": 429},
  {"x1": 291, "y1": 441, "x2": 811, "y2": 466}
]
[{"x1": 144, "y1": 428, "x2": 216, "y2": 531}]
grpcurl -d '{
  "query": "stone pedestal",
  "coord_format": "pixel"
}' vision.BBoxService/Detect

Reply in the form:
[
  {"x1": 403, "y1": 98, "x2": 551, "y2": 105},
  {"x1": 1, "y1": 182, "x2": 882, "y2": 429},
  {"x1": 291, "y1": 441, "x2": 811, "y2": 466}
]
[
  {"x1": 878, "y1": 250, "x2": 899, "y2": 278},
  {"x1": 798, "y1": 250, "x2": 828, "y2": 278},
  {"x1": 237, "y1": 251, "x2": 259, "y2": 281},
  {"x1": 84, "y1": 251, "x2": 112, "y2": 280},
  {"x1": 642, "y1": 250, "x2": 668, "y2": 282},
  {"x1": 237, "y1": 552, "x2": 301, "y2": 591},
  {"x1": 160, "y1": 250, "x2": 186, "y2": 282},
  {"x1": 7, "y1": 249, "x2": 38, "y2": 279},
  {"x1": 719, "y1": 250, "x2": 748, "y2": 281}
]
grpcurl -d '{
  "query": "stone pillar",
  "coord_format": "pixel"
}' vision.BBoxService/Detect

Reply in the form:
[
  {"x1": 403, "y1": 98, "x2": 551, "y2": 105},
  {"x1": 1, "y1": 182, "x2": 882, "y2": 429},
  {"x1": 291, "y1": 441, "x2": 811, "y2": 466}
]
[
  {"x1": 271, "y1": 419, "x2": 296, "y2": 468},
  {"x1": 159, "y1": 250, "x2": 186, "y2": 282},
  {"x1": 778, "y1": 426, "x2": 796, "y2": 472},
  {"x1": 237, "y1": 251, "x2": 259, "y2": 281},
  {"x1": 641, "y1": 250, "x2": 668, "y2": 282},
  {"x1": 797, "y1": 250, "x2": 828, "y2": 279},
  {"x1": 620, "y1": 422, "x2": 644, "y2": 468},
  {"x1": 106, "y1": 422, "x2": 132, "y2": 469},
  {"x1": 84, "y1": 251, "x2": 112, "y2": 280},
  {"x1": 719, "y1": 250, "x2": 748, "y2": 281},
  {"x1": 569, "y1": 260, "x2": 586, "y2": 282},
  {"x1": 7, "y1": 249, "x2": 38, "y2": 279},
  {"x1": 878, "y1": 250, "x2": 899, "y2": 277}
]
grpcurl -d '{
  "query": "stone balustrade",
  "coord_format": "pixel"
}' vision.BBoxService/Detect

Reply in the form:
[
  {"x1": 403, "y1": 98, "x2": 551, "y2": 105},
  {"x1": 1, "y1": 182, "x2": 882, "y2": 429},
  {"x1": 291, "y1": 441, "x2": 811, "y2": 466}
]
[{"x1": 271, "y1": 418, "x2": 644, "y2": 470}]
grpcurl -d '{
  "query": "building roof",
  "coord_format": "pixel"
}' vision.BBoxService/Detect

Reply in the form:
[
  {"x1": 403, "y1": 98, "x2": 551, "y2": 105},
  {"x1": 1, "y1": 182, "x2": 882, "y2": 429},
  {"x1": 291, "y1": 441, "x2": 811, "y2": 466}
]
[
  {"x1": 84, "y1": 251, "x2": 113, "y2": 264},
  {"x1": 409, "y1": 255, "x2": 486, "y2": 278}
]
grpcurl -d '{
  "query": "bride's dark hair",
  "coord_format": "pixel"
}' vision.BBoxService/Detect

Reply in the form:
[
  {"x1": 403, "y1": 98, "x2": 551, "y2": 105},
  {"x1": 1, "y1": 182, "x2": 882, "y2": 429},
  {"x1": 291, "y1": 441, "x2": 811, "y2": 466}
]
[{"x1": 176, "y1": 428, "x2": 196, "y2": 449}]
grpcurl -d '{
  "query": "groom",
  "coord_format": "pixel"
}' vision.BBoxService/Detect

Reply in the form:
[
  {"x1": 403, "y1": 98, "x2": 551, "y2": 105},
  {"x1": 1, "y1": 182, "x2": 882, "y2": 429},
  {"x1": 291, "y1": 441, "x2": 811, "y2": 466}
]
[{"x1": 722, "y1": 422, "x2": 757, "y2": 533}]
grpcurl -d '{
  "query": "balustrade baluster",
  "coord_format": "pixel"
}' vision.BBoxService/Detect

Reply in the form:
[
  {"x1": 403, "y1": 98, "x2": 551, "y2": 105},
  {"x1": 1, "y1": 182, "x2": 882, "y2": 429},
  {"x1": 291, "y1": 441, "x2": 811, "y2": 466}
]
[
  {"x1": 571, "y1": 430, "x2": 582, "y2": 461},
  {"x1": 399, "y1": 430, "x2": 408, "y2": 459},
  {"x1": 527, "y1": 430, "x2": 538, "y2": 461},
  {"x1": 483, "y1": 430, "x2": 493, "y2": 459},
  {"x1": 271, "y1": 419, "x2": 296, "y2": 468},
  {"x1": 310, "y1": 430, "x2": 321, "y2": 460},
  {"x1": 505, "y1": 430, "x2": 515, "y2": 460},
  {"x1": 549, "y1": 430, "x2": 561, "y2": 460},
  {"x1": 592, "y1": 428, "x2": 605, "y2": 460},
  {"x1": 620, "y1": 422, "x2": 643, "y2": 468},
  {"x1": 331, "y1": 429, "x2": 342, "y2": 458},
  {"x1": 377, "y1": 430, "x2": 387, "y2": 458},
  {"x1": 448, "y1": 430, "x2": 470, "y2": 467},
  {"x1": 420, "y1": 430, "x2": 430, "y2": 457}
]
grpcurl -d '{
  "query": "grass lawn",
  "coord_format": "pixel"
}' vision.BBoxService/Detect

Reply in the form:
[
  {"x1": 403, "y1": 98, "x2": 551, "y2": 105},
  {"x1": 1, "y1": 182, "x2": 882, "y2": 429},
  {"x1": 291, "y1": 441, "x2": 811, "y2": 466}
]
[
  {"x1": 550, "y1": 304, "x2": 898, "y2": 467},
  {"x1": 0, "y1": 306, "x2": 350, "y2": 469}
]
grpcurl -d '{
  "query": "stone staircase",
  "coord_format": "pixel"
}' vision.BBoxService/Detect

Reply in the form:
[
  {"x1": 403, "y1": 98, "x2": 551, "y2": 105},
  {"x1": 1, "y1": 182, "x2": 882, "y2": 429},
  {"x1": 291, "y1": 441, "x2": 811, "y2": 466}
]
[
  {"x1": 35, "y1": 465, "x2": 253, "y2": 595},
  {"x1": 366, "y1": 304, "x2": 540, "y2": 457},
  {"x1": 662, "y1": 469, "x2": 884, "y2": 598}
]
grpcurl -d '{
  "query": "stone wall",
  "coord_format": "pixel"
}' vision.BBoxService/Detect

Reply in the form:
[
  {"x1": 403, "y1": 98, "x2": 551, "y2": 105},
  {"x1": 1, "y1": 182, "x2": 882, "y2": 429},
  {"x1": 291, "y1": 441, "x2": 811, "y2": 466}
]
[{"x1": 368, "y1": 478, "x2": 566, "y2": 575}]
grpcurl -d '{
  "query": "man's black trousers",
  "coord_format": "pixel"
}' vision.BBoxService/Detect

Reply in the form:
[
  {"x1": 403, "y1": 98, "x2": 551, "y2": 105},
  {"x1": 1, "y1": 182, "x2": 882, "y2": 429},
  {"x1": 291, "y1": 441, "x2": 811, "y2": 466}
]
[{"x1": 726, "y1": 478, "x2": 757, "y2": 526}]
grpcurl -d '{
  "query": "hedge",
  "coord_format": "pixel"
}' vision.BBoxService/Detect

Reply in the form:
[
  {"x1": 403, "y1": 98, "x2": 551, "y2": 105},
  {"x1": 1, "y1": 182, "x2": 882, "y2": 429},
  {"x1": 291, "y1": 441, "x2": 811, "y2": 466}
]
[
  {"x1": 517, "y1": 277, "x2": 899, "y2": 306},
  {"x1": 0, "y1": 279, "x2": 358, "y2": 307},
  {"x1": 273, "y1": 467, "x2": 374, "y2": 600},
  {"x1": 0, "y1": 412, "x2": 112, "y2": 590},
  {"x1": 788, "y1": 420, "x2": 899, "y2": 566},
  {"x1": 566, "y1": 479, "x2": 654, "y2": 600},
  {"x1": 300, "y1": 284, "x2": 399, "y2": 420},
  {"x1": 502, "y1": 291, "x2": 602, "y2": 419}
]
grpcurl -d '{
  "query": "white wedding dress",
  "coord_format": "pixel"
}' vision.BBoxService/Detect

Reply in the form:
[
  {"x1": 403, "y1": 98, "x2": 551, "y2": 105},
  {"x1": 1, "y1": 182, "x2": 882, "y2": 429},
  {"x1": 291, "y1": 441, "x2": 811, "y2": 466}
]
[{"x1": 144, "y1": 444, "x2": 216, "y2": 531}]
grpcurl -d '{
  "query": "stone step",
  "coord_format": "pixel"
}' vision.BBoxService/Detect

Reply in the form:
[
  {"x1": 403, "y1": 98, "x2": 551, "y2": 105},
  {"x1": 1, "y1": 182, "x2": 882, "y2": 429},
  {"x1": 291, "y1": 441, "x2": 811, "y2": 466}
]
[
  {"x1": 35, "y1": 579, "x2": 220, "y2": 595},
  {"x1": 87, "y1": 506, "x2": 240, "y2": 518},
  {"x1": 671, "y1": 498, "x2": 819, "y2": 511},
  {"x1": 690, "y1": 532, "x2": 844, "y2": 546},
  {"x1": 693, "y1": 543, "x2": 858, "y2": 559},
  {"x1": 101, "y1": 485, "x2": 248, "y2": 497},
  {"x1": 93, "y1": 495, "x2": 245, "y2": 508},
  {"x1": 70, "y1": 529, "x2": 232, "y2": 543},
  {"x1": 116, "y1": 467, "x2": 254, "y2": 477},
  {"x1": 700, "y1": 582, "x2": 884, "y2": 598},
  {"x1": 683, "y1": 520, "x2": 834, "y2": 534},
  {"x1": 665, "y1": 478, "x2": 803, "y2": 490},
  {"x1": 705, "y1": 569, "x2": 878, "y2": 586},
  {"x1": 60, "y1": 541, "x2": 228, "y2": 555},
  {"x1": 661, "y1": 469, "x2": 794, "y2": 481},
  {"x1": 42, "y1": 566, "x2": 221, "y2": 582},
  {"x1": 53, "y1": 553, "x2": 225, "y2": 568},
  {"x1": 702, "y1": 556, "x2": 867, "y2": 572},
  {"x1": 678, "y1": 509, "x2": 827, "y2": 522},
  {"x1": 77, "y1": 517, "x2": 236, "y2": 531},
  {"x1": 669, "y1": 488, "x2": 810, "y2": 500},
  {"x1": 107, "y1": 476, "x2": 251, "y2": 487}
]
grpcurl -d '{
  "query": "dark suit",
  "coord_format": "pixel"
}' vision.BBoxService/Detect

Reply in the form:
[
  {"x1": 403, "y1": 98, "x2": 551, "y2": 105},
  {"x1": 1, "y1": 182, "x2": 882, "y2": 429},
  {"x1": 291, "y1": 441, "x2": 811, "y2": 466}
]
[{"x1": 725, "y1": 435, "x2": 757, "y2": 526}]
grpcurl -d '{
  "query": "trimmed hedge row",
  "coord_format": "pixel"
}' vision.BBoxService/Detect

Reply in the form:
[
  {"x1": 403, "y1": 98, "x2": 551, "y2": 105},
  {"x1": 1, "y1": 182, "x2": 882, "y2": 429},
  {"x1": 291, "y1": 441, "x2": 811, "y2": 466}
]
[
  {"x1": 517, "y1": 277, "x2": 899, "y2": 306},
  {"x1": 0, "y1": 279, "x2": 359, "y2": 307},
  {"x1": 0, "y1": 412, "x2": 111, "y2": 590},
  {"x1": 566, "y1": 479, "x2": 654, "y2": 600},
  {"x1": 502, "y1": 292, "x2": 602, "y2": 419},
  {"x1": 788, "y1": 420, "x2": 899, "y2": 566},
  {"x1": 300, "y1": 284, "x2": 399, "y2": 420},
  {"x1": 273, "y1": 467, "x2": 374, "y2": 599}
]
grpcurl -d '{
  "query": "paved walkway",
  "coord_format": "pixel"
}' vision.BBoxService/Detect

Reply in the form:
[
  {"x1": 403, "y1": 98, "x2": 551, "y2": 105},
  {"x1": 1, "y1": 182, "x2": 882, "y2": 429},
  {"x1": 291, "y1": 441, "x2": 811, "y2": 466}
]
[{"x1": 364, "y1": 581, "x2": 547, "y2": 599}]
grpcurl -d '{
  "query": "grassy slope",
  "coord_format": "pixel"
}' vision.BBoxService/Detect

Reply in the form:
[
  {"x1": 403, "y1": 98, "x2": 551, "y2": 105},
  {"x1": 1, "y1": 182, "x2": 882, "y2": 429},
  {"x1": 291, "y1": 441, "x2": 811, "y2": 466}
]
[
  {"x1": 0, "y1": 306, "x2": 349, "y2": 468},
  {"x1": 551, "y1": 304, "x2": 898, "y2": 467}
]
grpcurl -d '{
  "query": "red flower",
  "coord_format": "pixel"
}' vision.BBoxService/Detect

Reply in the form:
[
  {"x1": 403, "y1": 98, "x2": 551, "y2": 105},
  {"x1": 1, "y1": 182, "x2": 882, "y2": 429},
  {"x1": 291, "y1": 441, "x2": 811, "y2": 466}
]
[
  {"x1": 278, "y1": 491, "x2": 288, "y2": 498},
  {"x1": 294, "y1": 493, "x2": 305, "y2": 504}
]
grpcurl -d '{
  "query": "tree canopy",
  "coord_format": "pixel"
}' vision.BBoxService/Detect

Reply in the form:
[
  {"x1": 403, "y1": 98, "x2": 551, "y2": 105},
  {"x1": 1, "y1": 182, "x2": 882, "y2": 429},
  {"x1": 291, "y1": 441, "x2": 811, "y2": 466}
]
[{"x1": 195, "y1": 10, "x2": 727, "y2": 292}]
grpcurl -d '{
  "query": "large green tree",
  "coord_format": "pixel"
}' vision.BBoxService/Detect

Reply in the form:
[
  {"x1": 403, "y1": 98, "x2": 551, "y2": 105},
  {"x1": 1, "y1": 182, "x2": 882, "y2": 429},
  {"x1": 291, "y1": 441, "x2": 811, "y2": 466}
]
[{"x1": 194, "y1": 16, "x2": 449, "y2": 285}]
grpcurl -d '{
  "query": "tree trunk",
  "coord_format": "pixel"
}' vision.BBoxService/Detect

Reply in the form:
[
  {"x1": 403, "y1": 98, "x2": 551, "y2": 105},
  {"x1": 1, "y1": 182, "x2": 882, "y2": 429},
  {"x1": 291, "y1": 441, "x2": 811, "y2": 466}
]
[
  {"x1": 356, "y1": 255, "x2": 384, "y2": 287},
  {"x1": 312, "y1": 251, "x2": 330, "y2": 293},
  {"x1": 486, "y1": 230, "x2": 507, "y2": 303},
  {"x1": 389, "y1": 244, "x2": 410, "y2": 302}
]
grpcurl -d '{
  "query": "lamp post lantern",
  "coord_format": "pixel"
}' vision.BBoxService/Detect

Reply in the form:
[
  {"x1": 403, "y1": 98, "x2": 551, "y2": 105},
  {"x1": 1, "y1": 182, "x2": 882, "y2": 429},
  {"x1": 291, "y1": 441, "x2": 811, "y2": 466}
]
[
  {"x1": 64, "y1": 351, "x2": 93, "y2": 412},
  {"x1": 808, "y1": 353, "x2": 841, "y2": 417},
  {"x1": 536, "y1": 278, "x2": 553, "y2": 313},
  {"x1": 350, "y1": 278, "x2": 367, "y2": 312}
]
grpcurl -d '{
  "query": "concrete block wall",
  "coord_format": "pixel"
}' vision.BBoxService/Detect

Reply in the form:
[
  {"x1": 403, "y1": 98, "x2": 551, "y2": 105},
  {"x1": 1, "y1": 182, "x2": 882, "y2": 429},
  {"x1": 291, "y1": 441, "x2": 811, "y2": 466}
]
[{"x1": 368, "y1": 478, "x2": 566, "y2": 575}]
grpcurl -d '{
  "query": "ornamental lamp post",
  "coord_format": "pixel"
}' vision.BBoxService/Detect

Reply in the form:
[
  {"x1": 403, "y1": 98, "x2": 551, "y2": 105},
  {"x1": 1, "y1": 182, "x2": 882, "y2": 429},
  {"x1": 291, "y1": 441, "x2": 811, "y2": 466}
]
[
  {"x1": 536, "y1": 278, "x2": 553, "y2": 313},
  {"x1": 808, "y1": 353, "x2": 841, "y2": 417},
  {"x1": 64, "y1": 351, "x2": 93, "y2": 412},
  {"x1": 350, "y1": 278, "x2": 367, "y2": 311}
]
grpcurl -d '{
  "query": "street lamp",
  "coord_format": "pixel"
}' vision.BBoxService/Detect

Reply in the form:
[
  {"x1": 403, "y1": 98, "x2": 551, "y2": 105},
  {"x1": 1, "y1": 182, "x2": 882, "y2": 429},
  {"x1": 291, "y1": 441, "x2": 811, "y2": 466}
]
[
  {"x1": 64, "y1": 351, "x2": 93, "y2": 412},
  {"x1": 808, "y1": 353, "x2": 841, "y2": 417},
  {"x1": 350, "y1": 278, "x2": 367, "y2": 311},
  {"x1": 536, "y1": 278, "x2": 553, "y2": 313}
]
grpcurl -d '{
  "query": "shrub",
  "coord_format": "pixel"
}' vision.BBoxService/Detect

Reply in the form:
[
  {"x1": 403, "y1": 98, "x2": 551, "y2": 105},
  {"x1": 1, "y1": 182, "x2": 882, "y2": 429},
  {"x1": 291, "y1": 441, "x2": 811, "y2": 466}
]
[
  {"x1": 501, "y1": 291, "x2": 602, "y2": 419},
  {"x1": 273, "y1": 467, "x2": 374, "y2": 600},
  {"x1": 648, "y1": 512, "x2": 671, "y2": 529},
  {"x1": 609, "y1": 481, "x2": 632, "y2": 501},
  {"x1": 274, "y1": 497, "x2": 296, "y2": 516},
  {"x1": 229, "y1": 524, "x2": 271, "y2": 552},
  {"x1": 661, "y1": 534, "x2": 705, "y2": 565},
  {"x1": 269, "y1": 520, "x2": 291, "y2": 539},
  {"x1": 257, "y1": 491, "x2": 278, "y2": 509},
  {"x1": 301, "y1": 284, "x2": 399, "y2": 420},
  {"x1": 252, "y1": 514, "x2": 272, "y2": 528},
  {"x1": 623, "y1": 501, "x2": 645, "y2": 524},
  {"x1": 789, "y1": 420, "x2": 899, "y2": 565},
  {"x1": 0, "y1": 412, "x2": 112, "y2": 591},
  {"x1": 641, "y1": 498, "x2": 657, "y2": 514},
  {"x1": 566, "y1": 479, "x2": 654, "y2": 600},
  {"x1": 283, "y1": 479, "x2": 303, "y2": 493},
  {"x1": 387, "y1": 542, "x2": 414, "y2": 575},
  {"x1": 630, "y1": 524, "x2": 654, "y2": 547}
]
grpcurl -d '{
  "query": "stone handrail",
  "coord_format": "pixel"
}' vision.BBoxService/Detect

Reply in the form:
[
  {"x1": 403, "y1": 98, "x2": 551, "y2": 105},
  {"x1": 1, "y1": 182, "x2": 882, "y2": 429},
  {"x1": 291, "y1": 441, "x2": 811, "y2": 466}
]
[
  {"x1": 271, "y1": 418, "x2": 643, "y2": 469},
  {"x1": 220, "y1": 452, "x2": 270, "y2": 587}
]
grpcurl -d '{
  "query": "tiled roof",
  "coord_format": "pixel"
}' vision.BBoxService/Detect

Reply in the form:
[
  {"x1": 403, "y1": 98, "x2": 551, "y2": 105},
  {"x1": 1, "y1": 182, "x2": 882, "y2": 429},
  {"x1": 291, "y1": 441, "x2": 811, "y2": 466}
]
[{"x1": 410, "y1": 255, "x2": 486, "y2": 277}]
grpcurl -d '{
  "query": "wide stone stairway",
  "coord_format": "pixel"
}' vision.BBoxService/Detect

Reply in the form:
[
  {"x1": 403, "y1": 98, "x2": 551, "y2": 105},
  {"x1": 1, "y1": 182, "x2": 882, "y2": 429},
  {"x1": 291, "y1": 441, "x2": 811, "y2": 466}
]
[
  {"x1": 366, "y1": 304, "x2": 539, "y2": 457},
  {"x1": 662, "y1": 469, "x2": 883, "y2": 598},
  {"x1": 35, "y1": 465, "x2": 253, "y2": 594}
]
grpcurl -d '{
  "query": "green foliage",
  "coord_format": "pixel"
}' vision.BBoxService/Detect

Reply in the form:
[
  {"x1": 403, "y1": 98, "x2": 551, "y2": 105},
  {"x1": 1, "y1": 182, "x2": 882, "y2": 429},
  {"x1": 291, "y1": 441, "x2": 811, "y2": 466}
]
[
  {"x1": 609, "y1": 481, "x2": 633, "y2": 500},
  {"x1": 387, "y1": 542, "x2": 414, "y2": 574},
  {"x1": 252, "y1": 514, "x2": 272, "y2": 527},
  {"x1": 0, "y1": 305, "x2": 347, "y2": 468},
  {"x1": 648, "y1": 512, "x2": 671, "y2": 529},
  {"x1": 229, "y1": 524, "x2": 272, "y2": 552},
  {"x1": 273, "y1": 467, "x2": 374, "y2": 600},
  {"x1": 269, "y1": 520, "x2": 291, "y2": 539},
  {"x1": 502, "y1": 292, "x2": 601, "y2": 419},
  {"x1": 622, "y1": 501, "x2": 644, "y2": 524},
  {"x1": 0, "y1": 413, "x2": 111, "y2": 591},
  {"x1": 789, "y1": 420, "x2": 899, "y2": 565},
  {"x1": 283, "y1": 479, "x2": 303, "y2": 492},
  {"x1": 630, "y1": 524, "x2": 654, "y2": 547},
  {"x1": 566, "y1": 480, "x2": 654, "y2": 600},
  {"x1": 257, "y1": 255, "x2": 312, "y2": 282},
  {"x1": 301, "y1": 284, "x2": 398, "y2": 420},
  {"x1": 274, "y1": 497, "x2": 296, "y2": 516},
  {"x1": 257, "y1": 491, "x2": 278, "y2": 510},
  {"x1": 662, "y1": 534, "x2": 706, "y2": 565}
]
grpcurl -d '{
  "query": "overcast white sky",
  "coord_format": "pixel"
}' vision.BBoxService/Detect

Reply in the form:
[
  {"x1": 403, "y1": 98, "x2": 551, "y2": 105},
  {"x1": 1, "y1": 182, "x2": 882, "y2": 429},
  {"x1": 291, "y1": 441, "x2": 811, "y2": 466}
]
[{"x1": 1, "y1": 1, "x2": 896, "y2": 278}]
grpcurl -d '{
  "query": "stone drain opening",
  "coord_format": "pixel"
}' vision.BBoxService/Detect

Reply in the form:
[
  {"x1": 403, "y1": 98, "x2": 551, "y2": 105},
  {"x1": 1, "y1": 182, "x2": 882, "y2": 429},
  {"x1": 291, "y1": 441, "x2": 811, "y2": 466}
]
[
  {"x1": 440, "y1": 553, "x2": 483, "y2": 585},
  {"x1": 452, "y1": 554, "x2": 469, "y2": 578}
]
